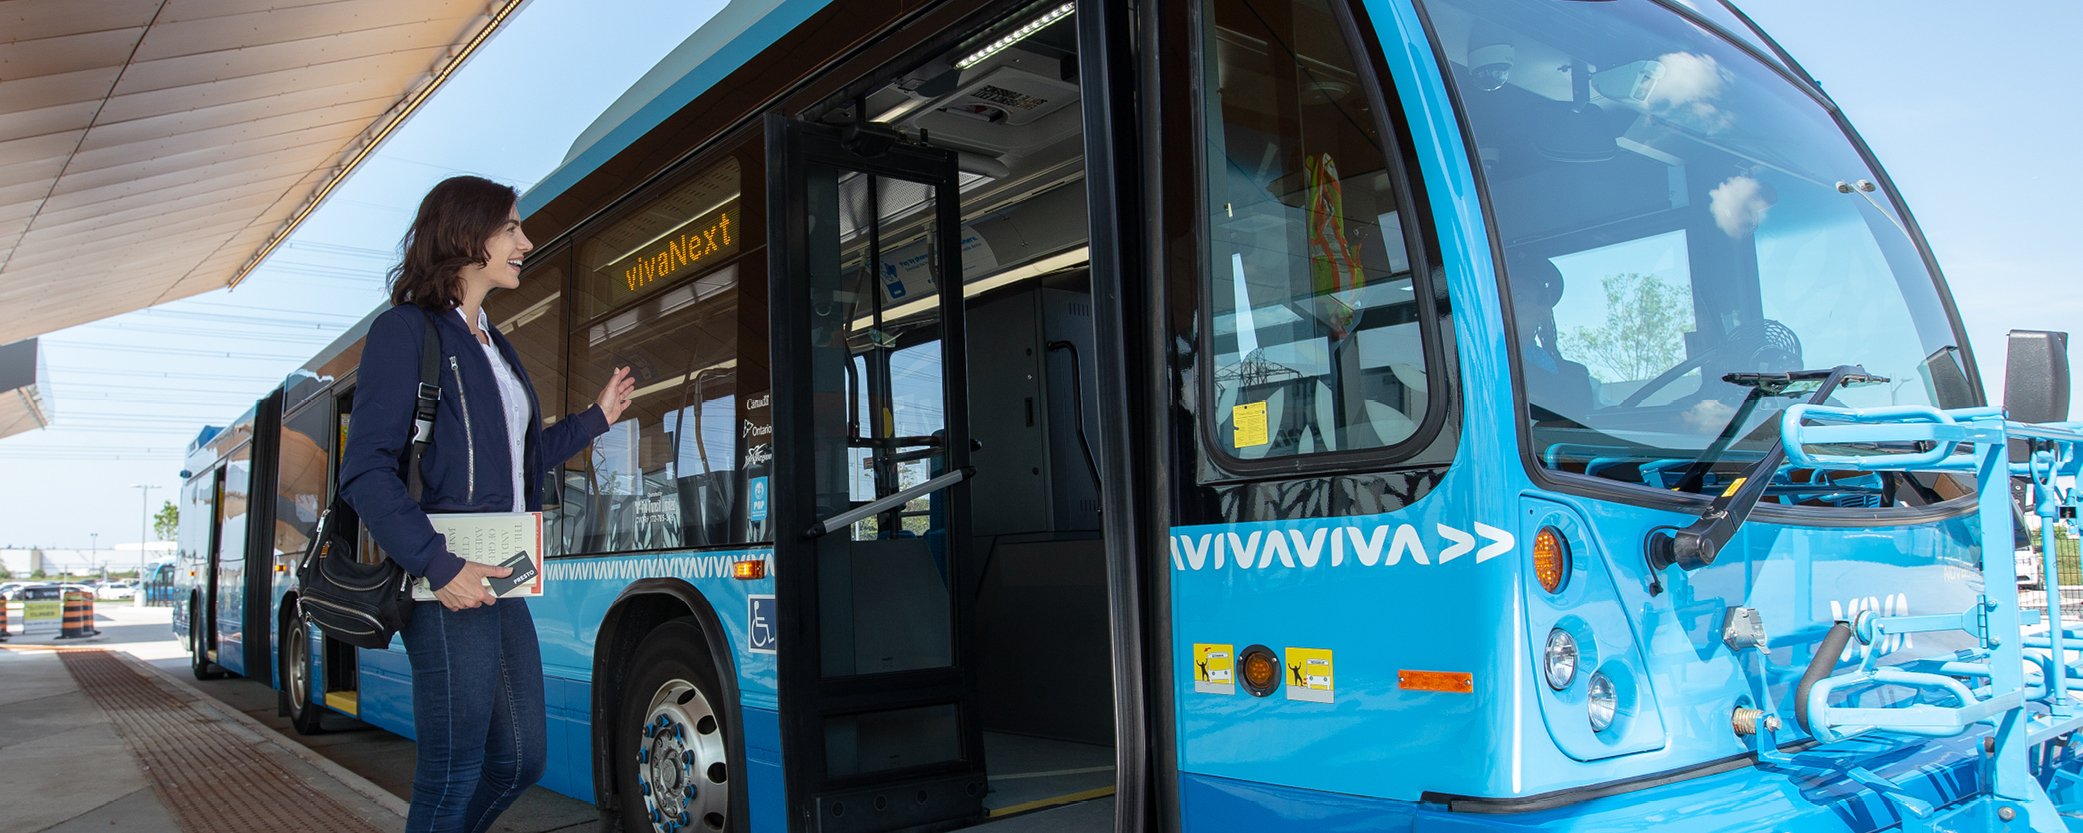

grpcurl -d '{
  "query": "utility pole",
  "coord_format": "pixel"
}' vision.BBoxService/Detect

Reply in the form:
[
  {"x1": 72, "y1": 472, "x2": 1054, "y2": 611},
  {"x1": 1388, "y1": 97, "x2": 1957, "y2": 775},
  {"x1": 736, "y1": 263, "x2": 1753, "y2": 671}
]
[
  {"x1": 90, "y1": 532, "x2": 98, "y2": 577},
  {"x1": 133, "y1": 484, "x2": 157, "y2": 580}
]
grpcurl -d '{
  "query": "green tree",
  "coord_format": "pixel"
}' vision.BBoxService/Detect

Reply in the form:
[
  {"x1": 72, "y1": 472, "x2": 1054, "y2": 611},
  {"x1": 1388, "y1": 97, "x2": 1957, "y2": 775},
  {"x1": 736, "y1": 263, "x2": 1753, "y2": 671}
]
[
  {"x1": 153, "y1": 499, "x2": 179, "y2": 541},
  {"x1": 1563, "y1": 273, "x2": 1694, "y2": 383}
]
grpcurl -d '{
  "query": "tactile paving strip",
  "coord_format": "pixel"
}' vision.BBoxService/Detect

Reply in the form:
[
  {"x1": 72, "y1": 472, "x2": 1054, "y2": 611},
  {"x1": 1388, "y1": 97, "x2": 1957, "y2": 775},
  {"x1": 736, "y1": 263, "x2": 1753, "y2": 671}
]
[{"x1": 58, "y1": 648, "x2": 386, "y2": 833}]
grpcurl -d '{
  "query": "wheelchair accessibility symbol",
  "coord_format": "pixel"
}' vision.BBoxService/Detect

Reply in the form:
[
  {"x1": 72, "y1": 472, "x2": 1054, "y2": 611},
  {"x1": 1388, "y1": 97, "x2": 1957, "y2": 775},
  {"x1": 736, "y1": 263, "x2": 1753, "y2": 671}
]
[{"x1": 747, "y1": 595, "x2": 777, "y2": 654}]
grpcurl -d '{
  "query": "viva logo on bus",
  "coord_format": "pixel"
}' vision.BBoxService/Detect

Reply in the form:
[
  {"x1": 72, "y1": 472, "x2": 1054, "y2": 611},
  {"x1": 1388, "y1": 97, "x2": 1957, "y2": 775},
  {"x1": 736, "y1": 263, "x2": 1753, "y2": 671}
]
[{"x1": 1170, "y1": 517, "x2": 1513, "y2": 572}]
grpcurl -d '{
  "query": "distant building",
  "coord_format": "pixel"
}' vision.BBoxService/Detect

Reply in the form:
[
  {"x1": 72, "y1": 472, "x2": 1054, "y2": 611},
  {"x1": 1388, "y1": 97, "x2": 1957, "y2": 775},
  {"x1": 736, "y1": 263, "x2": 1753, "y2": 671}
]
[{"x1": 0, "y1": 542, "x2": 175, "y2": 577}]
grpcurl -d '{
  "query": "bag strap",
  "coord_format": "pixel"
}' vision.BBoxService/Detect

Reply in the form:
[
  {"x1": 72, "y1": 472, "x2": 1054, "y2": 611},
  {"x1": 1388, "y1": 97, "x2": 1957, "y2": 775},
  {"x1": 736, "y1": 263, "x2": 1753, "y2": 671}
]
[{"x1": 406, "y1": 310, "x2": 442, "y2": 500}]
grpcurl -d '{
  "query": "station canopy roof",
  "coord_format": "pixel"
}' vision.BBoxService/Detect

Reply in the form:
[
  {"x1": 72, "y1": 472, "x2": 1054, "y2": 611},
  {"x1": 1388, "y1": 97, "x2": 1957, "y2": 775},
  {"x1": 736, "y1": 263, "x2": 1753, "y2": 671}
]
[{"x1": 0, "y1": 0, "x2": 523, "y2": 347}]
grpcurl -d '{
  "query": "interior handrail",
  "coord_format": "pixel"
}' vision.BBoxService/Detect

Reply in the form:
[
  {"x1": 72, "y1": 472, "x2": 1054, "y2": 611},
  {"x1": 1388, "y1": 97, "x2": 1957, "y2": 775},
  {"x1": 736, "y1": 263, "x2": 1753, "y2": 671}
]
[{"x1": 804, "y1": 467, "x2": 972, "y2": 539}]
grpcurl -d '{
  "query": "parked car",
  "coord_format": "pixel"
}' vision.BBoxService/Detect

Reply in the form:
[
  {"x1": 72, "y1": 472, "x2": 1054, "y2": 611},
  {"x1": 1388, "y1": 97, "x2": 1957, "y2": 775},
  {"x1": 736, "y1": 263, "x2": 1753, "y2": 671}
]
[
  {"x1": 2019, "y1": 546, "x2": 2045, "y2": 590},
  {"x1": 97, "y1": 580, "x2": 137, "y2": 601}
]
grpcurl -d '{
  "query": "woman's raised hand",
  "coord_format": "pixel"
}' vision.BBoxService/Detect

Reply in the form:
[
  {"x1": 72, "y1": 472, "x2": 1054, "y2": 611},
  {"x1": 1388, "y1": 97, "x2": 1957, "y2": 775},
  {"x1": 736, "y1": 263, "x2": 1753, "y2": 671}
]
[{"x1": 597, "y1": 366, "x2": 637, "y2": 423}]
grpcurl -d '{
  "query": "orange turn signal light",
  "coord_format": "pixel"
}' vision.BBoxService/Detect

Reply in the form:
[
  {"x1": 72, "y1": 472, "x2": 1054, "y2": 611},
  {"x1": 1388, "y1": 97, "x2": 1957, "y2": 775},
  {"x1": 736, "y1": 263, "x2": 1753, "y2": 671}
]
[
  {"x1": 1240, "y1": 645, "x2": 1279, "y2": 697},
  {"x1": 1533, "y1": 526, "x2": 1569, "y2": 594},
  {"x1": 732, "y1": 559, "x2": 767, "y2": 580},
  {"x1": 1399, "y1": 669, "x2": 1475, "y2": 693}
]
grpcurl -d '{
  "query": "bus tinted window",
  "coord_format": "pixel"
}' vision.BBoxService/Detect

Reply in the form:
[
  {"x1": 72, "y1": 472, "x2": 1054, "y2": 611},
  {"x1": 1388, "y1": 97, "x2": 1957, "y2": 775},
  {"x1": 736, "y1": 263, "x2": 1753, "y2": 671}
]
[
  {"x1": 1202, "y1": 0, "x2": 1433, "y2": 462},
  {"x1": 275, "y1": 401, "x2": 332, "y2": 561},
  {"x1": 561, "y1": 147, "x2": 770, "y2": 554}
]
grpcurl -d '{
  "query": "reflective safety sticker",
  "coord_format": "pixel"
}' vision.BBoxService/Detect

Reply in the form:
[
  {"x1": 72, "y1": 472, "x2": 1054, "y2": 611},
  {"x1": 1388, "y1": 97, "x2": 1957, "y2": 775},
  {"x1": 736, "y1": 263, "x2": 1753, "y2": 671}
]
[
  {"x1": 1232, "y1": 401, "x2": 1268, "y2": 448},
  {"x1": 1194, "y1": 643, "x2": 1235, "y2": 695},
  {"x1": 1284, "y1": 647, "x2": 1333, "y2": 703}
]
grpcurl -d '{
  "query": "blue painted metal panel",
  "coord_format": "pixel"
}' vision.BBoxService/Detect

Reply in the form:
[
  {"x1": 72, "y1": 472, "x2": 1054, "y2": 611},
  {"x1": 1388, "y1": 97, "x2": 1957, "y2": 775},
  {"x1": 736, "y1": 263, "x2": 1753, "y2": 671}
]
[
  {"x1": 543, "y1": 675, "x2": 593, "y2": 801},
  {"x1": 531, "y1": 548, "x2": 779, "y2": 708},
  {"x1": 358, "y1": 642, "x2": 418, "y2": 740},
  {"x1": 340, "y1": 549, "x2": 783, "y2": 816},
  {"x1": 1184, "y1": 727, "x2": 1986, "y2": 833},
  {"x1": 745, "y1": 707, "x2": 785, "y2": 833}
]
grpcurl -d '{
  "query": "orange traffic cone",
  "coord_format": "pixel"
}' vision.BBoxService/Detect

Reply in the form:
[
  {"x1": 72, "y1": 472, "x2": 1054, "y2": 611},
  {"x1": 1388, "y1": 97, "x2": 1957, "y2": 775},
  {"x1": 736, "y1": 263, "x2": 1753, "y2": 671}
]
[{"x1": 57, "y1": 591, "x2": 94, "y2": 639}]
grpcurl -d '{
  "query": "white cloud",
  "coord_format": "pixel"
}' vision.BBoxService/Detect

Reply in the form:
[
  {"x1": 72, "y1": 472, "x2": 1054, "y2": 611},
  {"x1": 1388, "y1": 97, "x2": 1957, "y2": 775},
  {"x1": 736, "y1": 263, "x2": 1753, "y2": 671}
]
[{"x1": 1709, "y1": 175, "x2": 1774, "y2": 237}]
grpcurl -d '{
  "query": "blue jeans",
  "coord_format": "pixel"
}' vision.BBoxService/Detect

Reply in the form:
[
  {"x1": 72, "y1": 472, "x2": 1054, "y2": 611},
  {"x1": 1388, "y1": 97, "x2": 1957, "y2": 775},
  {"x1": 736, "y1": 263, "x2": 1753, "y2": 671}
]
[{"x1": 401, "y1": 599, "x2": 547, "y2": 833}]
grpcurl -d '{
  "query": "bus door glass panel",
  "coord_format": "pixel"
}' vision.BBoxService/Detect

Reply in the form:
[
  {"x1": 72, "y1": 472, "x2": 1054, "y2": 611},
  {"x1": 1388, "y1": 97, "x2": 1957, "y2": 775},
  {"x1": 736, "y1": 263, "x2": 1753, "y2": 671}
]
[
  {"x1": 217, "y1": 445, "x2": 252, "y2": 657},
  {"x1": 178, "y1": 472, "x2": 215, "y2": 632},
  {"x1": 814, "y1": 168, "x2": 957, "y2": 685},
  {"x1": 198, "y1": 466, "x2": 223, "y2": 643},
  {"x1": 778, "y1": 116, "x2": 982, "y2": 823},
  {"x1": 1203, "y1": 0, "x2": 1434, "y2": 462}
]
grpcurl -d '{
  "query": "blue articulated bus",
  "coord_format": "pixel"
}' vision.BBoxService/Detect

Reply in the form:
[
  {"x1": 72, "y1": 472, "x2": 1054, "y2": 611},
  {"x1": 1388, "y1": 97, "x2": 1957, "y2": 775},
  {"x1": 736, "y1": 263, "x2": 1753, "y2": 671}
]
[{"x1": 173, "y1": 0, "x2": 2083, "y2": 830}]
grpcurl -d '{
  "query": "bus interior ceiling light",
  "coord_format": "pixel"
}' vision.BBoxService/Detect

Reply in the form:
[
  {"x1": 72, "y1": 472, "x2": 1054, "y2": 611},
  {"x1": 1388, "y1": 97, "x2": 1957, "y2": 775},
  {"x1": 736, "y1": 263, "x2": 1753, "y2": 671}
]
[
  {"x1": 850, "y1": 246, "x2": 1088, "y2": 330},
  {"x1": 956, "y1": 3, "x2": 1075, "y2": 70}
]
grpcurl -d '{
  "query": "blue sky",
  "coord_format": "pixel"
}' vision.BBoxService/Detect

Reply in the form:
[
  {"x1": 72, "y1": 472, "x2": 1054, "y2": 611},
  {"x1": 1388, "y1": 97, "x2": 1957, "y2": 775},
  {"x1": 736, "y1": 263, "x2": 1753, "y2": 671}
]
[{"x1": 0, "y1": 0, "x2": 2073, "y2": 555}]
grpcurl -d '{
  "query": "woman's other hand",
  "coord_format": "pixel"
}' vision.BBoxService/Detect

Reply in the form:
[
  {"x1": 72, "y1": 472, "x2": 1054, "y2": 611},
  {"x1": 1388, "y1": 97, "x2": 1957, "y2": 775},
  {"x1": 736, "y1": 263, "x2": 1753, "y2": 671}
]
[
  {"x1": 597, "y1": 366, "x2": 637, "y2": 423},
  {"x1": 436, "y1": 561, "x2": 513, "y2": 611}
]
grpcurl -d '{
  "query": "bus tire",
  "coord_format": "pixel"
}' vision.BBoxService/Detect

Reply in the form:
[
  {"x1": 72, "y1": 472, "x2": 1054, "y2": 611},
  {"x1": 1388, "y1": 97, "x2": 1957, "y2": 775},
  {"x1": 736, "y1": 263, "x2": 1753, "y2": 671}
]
[
  {"x1": 614, "y1": 619, "x2": 732, "y2": 833},
  {"x1": 189, "y1": 598, "x2": 225, "y2": 681},
  {"x1": 283, "y1": 614, "x2": 324, "y2": 735}
]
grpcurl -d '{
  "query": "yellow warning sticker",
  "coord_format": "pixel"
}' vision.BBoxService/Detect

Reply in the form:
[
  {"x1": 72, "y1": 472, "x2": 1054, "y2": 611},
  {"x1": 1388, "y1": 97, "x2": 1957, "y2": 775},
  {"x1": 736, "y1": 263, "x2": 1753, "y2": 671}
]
[
  {"x1": 1720, "y1": 476, "x2": 1747, "y2": 498},
  {"x1": 1285, "y1": 647, "x2": 1334, "y2": 703},
  {"x1": 1194, "y1": 643, "x2": 1235, "y2": 695},
  {"x1": 1233, "y1": 402, "x2": 1268, "y2": 448}
]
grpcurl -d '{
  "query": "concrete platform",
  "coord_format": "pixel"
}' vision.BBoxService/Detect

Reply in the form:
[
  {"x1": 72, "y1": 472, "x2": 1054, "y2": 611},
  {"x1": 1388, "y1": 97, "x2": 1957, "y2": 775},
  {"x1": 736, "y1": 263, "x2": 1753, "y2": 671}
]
[{"x1": 0, "y1": 638, "x2": 398, "y2": 832}]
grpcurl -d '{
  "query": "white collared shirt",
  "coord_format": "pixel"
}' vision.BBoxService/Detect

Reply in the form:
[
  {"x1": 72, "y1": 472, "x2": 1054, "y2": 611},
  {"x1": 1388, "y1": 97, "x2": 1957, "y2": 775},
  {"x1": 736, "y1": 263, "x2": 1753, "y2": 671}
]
[{"x1": 459, "y1": 307, "x2": 530, "y2": 512}]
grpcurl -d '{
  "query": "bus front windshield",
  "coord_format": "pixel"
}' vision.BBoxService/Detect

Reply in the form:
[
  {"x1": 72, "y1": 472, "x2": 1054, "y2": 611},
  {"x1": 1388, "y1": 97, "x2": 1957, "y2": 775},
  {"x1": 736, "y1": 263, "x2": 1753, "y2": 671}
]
[{"x1": 1428, "y1": 0, "x2": 1973, "y2": 499}]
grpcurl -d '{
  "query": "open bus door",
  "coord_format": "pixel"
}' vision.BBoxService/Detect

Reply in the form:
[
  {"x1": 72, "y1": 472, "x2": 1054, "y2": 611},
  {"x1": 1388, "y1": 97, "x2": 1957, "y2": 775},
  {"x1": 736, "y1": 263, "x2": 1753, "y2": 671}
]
[{"x1": 768, "y1": 113, "x2": 987, "y2": 832}]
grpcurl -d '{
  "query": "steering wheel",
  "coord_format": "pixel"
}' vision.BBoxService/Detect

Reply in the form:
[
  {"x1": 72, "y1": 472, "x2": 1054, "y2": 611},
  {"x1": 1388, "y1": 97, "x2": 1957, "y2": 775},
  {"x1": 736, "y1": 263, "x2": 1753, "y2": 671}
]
[{"x1": 1619, "y1": 320, "x2": 1803, "y2": 409}]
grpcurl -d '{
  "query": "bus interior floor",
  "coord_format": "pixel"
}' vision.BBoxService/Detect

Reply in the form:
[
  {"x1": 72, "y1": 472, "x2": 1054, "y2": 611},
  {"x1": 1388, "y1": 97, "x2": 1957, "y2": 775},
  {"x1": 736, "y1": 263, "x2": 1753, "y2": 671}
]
[{"x1": 980, "y1": 731, "x2": 1116, "y2": 823}]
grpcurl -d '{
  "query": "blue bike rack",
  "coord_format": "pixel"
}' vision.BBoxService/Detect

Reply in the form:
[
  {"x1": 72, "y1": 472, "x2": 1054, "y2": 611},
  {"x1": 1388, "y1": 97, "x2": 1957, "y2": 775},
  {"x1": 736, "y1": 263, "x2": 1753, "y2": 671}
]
[{"x1": 1781, "y1": 404, "x2": 2083, "y2": 831}]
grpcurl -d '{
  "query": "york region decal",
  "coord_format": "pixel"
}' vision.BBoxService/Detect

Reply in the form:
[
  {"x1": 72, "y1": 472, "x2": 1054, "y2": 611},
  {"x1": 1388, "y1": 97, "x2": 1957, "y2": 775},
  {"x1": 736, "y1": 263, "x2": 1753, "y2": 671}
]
[{"x1": 1169, "y1": 520, "x2": 1513, "y2": 571}]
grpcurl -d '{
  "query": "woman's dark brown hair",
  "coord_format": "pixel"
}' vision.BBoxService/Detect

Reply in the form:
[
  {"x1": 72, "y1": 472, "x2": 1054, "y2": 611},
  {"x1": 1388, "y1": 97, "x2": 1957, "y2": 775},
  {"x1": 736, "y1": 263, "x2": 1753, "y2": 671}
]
[{"x1": 388, "y1": 175, "x2": 520, "y2": 311}]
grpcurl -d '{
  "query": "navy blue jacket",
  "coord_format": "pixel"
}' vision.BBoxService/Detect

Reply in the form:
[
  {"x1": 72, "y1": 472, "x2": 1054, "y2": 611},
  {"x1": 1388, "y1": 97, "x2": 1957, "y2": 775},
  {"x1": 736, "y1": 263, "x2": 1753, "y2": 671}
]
[{"x1": 340, "y1": 304, "x2": 608, "y2": 591}]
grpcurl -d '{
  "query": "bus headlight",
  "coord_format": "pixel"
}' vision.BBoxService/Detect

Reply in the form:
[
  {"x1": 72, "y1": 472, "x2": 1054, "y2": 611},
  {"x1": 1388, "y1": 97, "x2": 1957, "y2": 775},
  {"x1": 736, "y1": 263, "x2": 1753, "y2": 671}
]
[
  {"x1": 1543, "y1": 628, "x2": 1577, "y2": 690},
  {"x1": 1587, "y1": 671, "x2": 1618, "y2": 731}
]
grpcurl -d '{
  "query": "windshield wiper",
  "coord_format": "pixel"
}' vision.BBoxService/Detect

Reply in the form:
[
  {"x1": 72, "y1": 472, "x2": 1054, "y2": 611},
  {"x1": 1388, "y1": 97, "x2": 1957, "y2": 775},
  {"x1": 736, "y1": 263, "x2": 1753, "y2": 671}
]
[{"x1": 1646, "y1": 365, "x2": 1884, "y2": 594}]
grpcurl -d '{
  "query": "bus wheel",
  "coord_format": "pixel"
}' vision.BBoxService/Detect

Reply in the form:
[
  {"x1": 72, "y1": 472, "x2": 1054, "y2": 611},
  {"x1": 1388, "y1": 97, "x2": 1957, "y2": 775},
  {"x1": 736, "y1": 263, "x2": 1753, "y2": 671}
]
[
  {"x1": 615, "y1": 620, "x2": 731, "y2": 833},
  {"x1": 283, "y1": 615, "x2": 324, "y2": 735},
  {"x1": 190, "y1": 604, "x2": 225, "y2": 681}
]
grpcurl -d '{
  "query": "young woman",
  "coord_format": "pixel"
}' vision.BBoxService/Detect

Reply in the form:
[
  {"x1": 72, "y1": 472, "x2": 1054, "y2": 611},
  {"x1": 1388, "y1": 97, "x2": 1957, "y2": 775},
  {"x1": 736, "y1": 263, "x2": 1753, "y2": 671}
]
[{"x1": 340, "y1": 175, "x2": 636, "y2": 833}]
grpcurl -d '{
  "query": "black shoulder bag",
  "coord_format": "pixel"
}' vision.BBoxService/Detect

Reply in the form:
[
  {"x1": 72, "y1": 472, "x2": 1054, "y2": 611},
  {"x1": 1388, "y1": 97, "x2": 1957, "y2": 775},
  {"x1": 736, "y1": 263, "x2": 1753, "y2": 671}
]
[{"x1": 297, "y1": 313, "x2": 442, "y2": 647}]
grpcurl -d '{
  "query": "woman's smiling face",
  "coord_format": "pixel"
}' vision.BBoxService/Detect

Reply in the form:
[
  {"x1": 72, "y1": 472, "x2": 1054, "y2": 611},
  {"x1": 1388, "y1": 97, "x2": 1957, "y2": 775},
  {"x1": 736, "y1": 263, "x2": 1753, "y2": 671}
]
[{"x1": 461, "y1": 205, "x2": 533, "y2": 292}]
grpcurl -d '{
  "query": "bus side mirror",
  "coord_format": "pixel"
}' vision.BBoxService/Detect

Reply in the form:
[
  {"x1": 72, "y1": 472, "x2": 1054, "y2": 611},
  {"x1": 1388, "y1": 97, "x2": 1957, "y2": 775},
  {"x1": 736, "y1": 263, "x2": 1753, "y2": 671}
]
[
  {"x1": 2005, "y1": 329, "x2": 2070, "y2": 461},
  {"x1": 2005, "y1": 330, "x2": 2070, "y2": 423}
]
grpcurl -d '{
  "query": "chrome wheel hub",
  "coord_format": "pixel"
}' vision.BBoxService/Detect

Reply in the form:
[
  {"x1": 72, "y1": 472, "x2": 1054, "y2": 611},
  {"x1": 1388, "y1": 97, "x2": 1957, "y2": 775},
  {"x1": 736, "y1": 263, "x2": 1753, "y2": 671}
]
[
  {"x1": 636, "y1": 678, "x2": 728, "y2": 832},
  {"x1": 288, "y1": 624, "x2": 309, "y2": 706}
]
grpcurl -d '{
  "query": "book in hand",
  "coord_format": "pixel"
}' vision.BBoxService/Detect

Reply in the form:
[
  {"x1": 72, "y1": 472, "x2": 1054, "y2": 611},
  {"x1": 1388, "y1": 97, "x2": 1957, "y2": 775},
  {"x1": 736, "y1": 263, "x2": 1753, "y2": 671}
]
[{"x1": 414, "y1": 511, "x2": 544, "y2": 601}]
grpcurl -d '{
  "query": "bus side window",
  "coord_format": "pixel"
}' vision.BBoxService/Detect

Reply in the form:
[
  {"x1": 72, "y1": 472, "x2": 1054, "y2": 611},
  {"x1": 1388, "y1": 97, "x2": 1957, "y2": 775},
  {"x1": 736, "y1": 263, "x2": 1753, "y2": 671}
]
[
  {"x1": 1201, "y1": 0, "x2": 1436, "y2": 465},
  {"x1": 563, "y1": 143, "x2": 769, "y2": 555}
]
